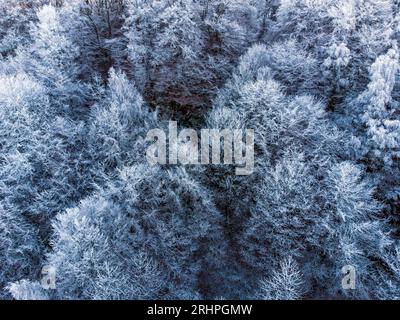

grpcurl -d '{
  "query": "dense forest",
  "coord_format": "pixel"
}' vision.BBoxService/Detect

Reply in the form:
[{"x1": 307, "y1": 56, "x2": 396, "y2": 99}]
[{"x1": 0, "y1": 0, "x2": 400, "y2": 300}]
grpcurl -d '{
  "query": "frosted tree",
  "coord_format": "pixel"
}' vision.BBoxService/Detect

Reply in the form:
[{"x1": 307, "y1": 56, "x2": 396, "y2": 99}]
[
  {"x1": 369, "y1": 244, "x2": 400, "y2": 300},
  {"x1": 0, "y1": 201, "x2": 42, "y2": 300},
  {"x1": 264, "y1": 0, "x2": 400, "y2": 222},
  {"x1": 0, "y1": 72, "x2": 49, "y2": 224},
  {"x1": 1, "y1": 0, "x2": 399, "y2": 301},
  {"x1": 8, "y1": 192, "x2": 167, "y2": 300},
  {"x1": 207, "y1": 40, "x2": 392, "y2": 298},
  {"x1": 107, "y1": 165, "x2": 225, "y2": 299},
  {"x1": 0, "y1": 74, "x2": 95, "y2": 299},
  {"x1": 0, "y1": 0, "x2": 47, "y2": 57},
  {"x1": 125, "y1": 0, "x2": 165, "y2": 94},
  {"x1": 207, "y1": 43, "x2": 346, "y2": 298},
  {"x1": 91, "y1": 251, "x2": 166, "y2": 300},
  {"x1": 351, "y1": 46, "x2": 400, "y2": 216},
  {"x1": 0, "y1": 75, "x2": 46, "y2": 295},
  {"x1": 150, "y1": 1, "x2": 205, "y2": 107},
  {"x1": 258, "y1": 257, "x2": 304, "y2": 300},
  {"x1": 272, "y1": 0, "x2": 397, "y2": 98},
  {"x1": 254, "y1": 0, "x2": 280, "y2": 41},
  {"x1": 88, "y1": 68, "x2": 156, "y2": 173},
  {"x1": 359, "y1": 46, "x2": 400, "y2": 165},
  {"x1": 198, "y1": 0, "x2": 259, "y2": 74},
  {"x1": 240, "y1": 153, "x2": 320, "y2": 272},
  {"x1": 13, "y1": 164, "x2": 224, "y2": 299},
  {"x1": 323, "y1": 42, "x2": 352, "y2": 110},
  {"x1": 64, "y1": 0, "x2": 127, "y2": 79},
  {"x1": 318, "y1": 162, "x2": 389, "y2": 298},
  {"x1": 125, "y1": 0, "x2": 259, "y2": 109},
  {"x1": 212, "y1": 46, "x2": 344, "y2": 164},
  {"x1": 261, "y1": 39, "x2": 320, "y2": 95},
  {"x1": 13, "y1": 4, "x2": 85, "y2": 113},
  {"x1": 7, "y1": 280, "x2": 49, "y2": 301},
  {"x1": 241, "y1": 159, "x2": 388, "y2": 298},
  {"x1": 0, "y1": 73, "x2": 93, "y2": 227}
]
